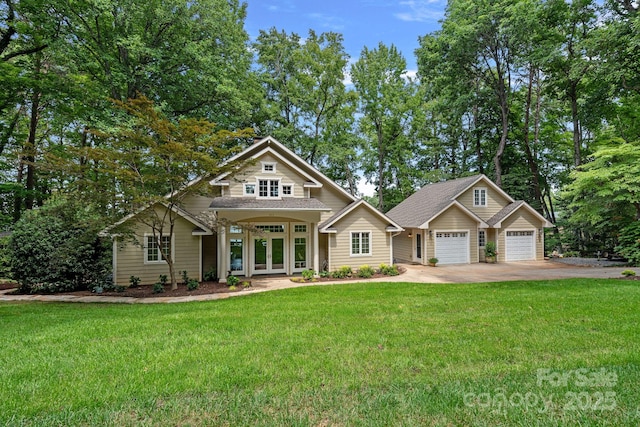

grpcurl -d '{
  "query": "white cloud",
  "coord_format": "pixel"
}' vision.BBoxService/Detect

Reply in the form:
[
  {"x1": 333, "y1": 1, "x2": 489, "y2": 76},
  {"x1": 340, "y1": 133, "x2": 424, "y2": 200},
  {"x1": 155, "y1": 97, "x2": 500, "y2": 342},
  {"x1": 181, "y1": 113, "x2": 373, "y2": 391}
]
[
  {"x1": 402, "y1": 69, "x2": 418, "y2": 82},
  {"x1": 358, "y1": 177, "x2": 376, "y2": 198},
  {"x1": 307, "y1": 13, "x2": 346, "y2": 31},
  {"x1": 394, "y1": 0, "x2": 445, "y2": 22}
]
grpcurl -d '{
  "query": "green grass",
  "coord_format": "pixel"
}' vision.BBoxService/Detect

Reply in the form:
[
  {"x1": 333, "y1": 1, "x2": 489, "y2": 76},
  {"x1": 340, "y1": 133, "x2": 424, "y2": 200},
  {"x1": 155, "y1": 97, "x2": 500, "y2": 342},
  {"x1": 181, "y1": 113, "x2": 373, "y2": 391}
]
[{"x1": 1, "y1": 279, "x2": 639, "y2": 426}]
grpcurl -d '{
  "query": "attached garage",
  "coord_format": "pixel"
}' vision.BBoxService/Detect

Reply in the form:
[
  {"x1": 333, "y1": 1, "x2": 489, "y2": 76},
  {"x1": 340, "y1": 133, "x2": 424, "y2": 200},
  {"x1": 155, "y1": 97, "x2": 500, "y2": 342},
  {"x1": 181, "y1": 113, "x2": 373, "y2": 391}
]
[
  {"x1": 435, "y1": 231, "x2": 470, "y2": 264},
  {"x1": 505, "y1": 230, "x2": 535, "y2": 261}
]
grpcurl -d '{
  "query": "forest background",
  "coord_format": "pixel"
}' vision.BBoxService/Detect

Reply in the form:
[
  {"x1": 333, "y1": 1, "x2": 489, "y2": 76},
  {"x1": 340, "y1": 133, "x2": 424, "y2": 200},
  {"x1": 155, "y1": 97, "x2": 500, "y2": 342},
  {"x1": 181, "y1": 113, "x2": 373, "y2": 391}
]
[{"x1": 2, "y1": 0, "x2": 640, "y2": 261}]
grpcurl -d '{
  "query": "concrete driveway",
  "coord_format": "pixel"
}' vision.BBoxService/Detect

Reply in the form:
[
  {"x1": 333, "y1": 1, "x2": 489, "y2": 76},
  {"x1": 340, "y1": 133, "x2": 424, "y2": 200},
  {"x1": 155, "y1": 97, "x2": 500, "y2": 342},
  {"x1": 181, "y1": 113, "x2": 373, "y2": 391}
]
[{"x1": 390, "y1": 260, "x2": 638, "y2": 284}]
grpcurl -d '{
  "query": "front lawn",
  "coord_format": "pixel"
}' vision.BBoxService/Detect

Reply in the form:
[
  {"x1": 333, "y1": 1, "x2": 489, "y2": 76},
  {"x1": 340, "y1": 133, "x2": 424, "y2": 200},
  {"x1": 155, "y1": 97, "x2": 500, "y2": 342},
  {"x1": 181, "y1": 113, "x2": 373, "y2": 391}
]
[{"x1": 1, "y1": 279, "x2": 639, "y2": 426}]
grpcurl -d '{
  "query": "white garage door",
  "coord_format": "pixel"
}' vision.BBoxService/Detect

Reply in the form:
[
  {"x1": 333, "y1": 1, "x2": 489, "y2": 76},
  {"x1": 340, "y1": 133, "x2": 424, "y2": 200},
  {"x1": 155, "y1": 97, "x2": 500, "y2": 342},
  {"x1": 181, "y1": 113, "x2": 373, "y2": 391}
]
[
  {"x1": 505, "y1": 231, "x2": 535, "y2": 261},
  {"x1": 435, "y1": 232, "x2": 469, "y2": 264}
]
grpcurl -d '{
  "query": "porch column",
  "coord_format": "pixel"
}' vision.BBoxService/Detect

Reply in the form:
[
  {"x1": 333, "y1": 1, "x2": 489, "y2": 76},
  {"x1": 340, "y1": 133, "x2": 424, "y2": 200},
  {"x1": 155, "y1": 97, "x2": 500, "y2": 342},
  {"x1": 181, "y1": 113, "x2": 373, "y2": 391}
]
[
  {"x1": 219, "y1": 226, "x2": 227, "y2": 283},
  {"x1": 313, "y1": 222, "x2": 319, "y2": 273}
]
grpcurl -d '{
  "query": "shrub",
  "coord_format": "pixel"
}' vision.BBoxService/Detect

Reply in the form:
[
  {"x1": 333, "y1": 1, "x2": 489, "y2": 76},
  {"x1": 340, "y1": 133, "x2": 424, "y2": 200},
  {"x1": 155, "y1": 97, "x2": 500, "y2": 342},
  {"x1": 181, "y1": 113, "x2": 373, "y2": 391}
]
[
  {"x1": 301, "y1": 269, "x2": 316, "y2": 280},
  {"x1": 115, "y1": 285, "x2": 125, "y2": 293},
  {"x1": 153, "y1": 282, "x2": 165, "y2": 294},
  {"x1": 357, "y1": 265, "x2": 375, "y2": 278},
  {"x1": 319, "y1": 270, "x2": 329, "y2": 278},
  {"x1": 484, "y1": 241, "x2": 497, "y2": 258},
  {"x1": 10, "y1": 197, "x2": 111, "y2": 294},
  {"x1": 621, "y1": 269, "x2": 636, "y2": 277},
  {"x1": 158, "y1": 274, "x2": 168, "y2": 286},
  {"x1": 129, "y1": 276, "x2": 141, "y2": 288},
  {"x1": 229, "y1": 285, "x2": 237, "y2": 291},
  {"x1": 379, "y1": 263, "x2": 399, "y2": 276},
  {"x1": 428, "y1": 258, "x2": 439, "y2": 265},
  {"x1": 203, "y1": 267, "x2": 217, "y2": 281},
  {"x1": 616, "y1": 222, "x2": 640, "y2": 266},
  {"x1": 0, "y1": 235, "x2": 11, "y2": 279},
  {"x1": 187, "y1": 278, "x2": 199, "y2": 290},
  {"x1": 331, "y1": 266, "x2": 352, "y2": 279},
  {"x1": 181, "y1": 270, "x2": 189, "y2": 284},
  {"x1": 227, "y1": 275, "x2": 239, "y2": 286},
  {"x1": 242, "y1": 281, "x2": 251, "y2": 288}
]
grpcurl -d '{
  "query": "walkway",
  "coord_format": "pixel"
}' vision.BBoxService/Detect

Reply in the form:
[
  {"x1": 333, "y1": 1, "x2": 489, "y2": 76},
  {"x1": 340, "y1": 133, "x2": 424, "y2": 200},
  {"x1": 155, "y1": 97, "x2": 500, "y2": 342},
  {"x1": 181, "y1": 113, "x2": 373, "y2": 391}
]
[{"x1": 1, "y1": 260, "x2": 637, "y2": 304}]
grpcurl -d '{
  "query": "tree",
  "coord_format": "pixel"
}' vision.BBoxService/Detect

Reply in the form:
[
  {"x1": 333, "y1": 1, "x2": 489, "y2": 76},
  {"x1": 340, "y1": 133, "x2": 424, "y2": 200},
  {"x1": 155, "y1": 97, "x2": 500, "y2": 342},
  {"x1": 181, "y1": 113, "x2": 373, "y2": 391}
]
[
  {"x1": 10, "y1": 196, "x2": 110, "y2": 293},
  {"x1": 253, "y1": 28, "x2": 357, "y2": 188},
  {"x1": 562, "y1": 139, "x2": 640, "y2": 254},
  {"x1": 81, "y1": 96, "x2": 253, "y2": 290},
  {"x1": 351, "y1": 42, "x2": 416, "y2": 211}
]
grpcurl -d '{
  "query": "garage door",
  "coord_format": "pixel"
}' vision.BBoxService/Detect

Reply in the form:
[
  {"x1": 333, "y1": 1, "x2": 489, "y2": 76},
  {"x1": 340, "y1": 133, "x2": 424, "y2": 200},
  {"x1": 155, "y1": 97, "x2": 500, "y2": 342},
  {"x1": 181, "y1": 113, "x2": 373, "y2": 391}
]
[
  {"x1": 505, "y1": 230, "x2": 535, "y2": 261},
  {"x1": 435, "y1": 232, "x2": 469, "y2": 264}
]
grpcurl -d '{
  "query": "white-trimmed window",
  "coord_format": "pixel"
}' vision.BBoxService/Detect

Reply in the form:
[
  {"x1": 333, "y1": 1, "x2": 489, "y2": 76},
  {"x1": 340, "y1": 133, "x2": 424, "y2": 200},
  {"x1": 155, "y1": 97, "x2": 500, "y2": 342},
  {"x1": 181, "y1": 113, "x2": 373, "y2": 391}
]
[
  {"x1": 258, "y1": 179, "x2": 280, "y2": 198},
  {"x1": 262, "y1": 162, "x2": 276, "y2": 173},
  {"x1": 474, "y1": 188, "x2": 487, "y2": 207},
  {"x1": 478, "y1": 230, "x2": 486, "y2": 247},
  {"x1": 146, "y1": 234, "x2": 171, "y2": 263},
  {"x1": 282, "y1": 184, "x2": 293, "y2": 196},
  {"x1": 351, "y1": 231, "x2": 371, "y2": 256},
  {"x1": 244, "y1": 183, "x2": 255, "y2": 196}
]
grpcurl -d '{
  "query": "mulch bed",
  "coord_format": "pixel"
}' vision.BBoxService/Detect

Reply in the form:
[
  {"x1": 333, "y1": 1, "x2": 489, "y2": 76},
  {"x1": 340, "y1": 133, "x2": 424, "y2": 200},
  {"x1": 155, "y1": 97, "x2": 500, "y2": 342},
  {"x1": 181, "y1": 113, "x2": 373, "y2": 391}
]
[
  {"x1": 0, "y1": 282, "x2": 18, "y2": 291},
  {"x1": 66, "y1": 281, "x2": 249, "y2": 298}
]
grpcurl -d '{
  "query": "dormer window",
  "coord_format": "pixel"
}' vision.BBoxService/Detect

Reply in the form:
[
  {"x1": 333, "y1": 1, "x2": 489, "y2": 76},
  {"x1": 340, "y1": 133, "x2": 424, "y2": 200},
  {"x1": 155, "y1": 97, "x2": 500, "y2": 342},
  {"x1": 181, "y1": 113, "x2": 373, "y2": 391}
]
[
  {"x1": 262, "y1": 162, "x2": 276, "y2": 173},
  {"x1": 474, "y1": 188, "x2": 487, "y2": 207}
]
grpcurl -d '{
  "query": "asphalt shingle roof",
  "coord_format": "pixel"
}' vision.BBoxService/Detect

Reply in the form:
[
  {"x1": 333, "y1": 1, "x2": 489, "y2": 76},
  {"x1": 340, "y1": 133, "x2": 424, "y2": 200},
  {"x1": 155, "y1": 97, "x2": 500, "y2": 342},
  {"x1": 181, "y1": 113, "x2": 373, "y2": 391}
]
[
  {"x1": 486, "y1": 200, "x2": 526, "y2": 227},
  {"x1": 386, "y1": 175, "x2": 482, "y2": 228},
  {"x1": 209, "y1": 197, "x2": 330, "y2": 211}
]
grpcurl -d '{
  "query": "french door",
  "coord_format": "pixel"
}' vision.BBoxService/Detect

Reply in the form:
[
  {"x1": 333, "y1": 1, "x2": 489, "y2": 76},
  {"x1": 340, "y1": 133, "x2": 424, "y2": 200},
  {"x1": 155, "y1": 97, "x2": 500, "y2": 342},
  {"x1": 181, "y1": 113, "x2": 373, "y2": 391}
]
[{"x1": 253, "y1": 236, "x2": 286, "y2": 274}]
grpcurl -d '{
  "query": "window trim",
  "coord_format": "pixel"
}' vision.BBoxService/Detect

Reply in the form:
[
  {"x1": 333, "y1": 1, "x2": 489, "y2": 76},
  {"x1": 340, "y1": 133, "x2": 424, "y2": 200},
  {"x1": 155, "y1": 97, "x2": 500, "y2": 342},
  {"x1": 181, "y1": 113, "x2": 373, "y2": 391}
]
[
  {"x1": 144, "y1": 233, "x2": 173, "y2": 264},
  {"x1": 473, "y1": 187, "x2": 487, "y2": 207},
  {"x1": 350, "y1": 231, "x2": 372, "y2": 257},
  {"x1": 257, "y1": 178, "x2": 281, "y2": 199},
  {"x1": 281, "y1": 183, "x2": 293, "y2": 197},
  {"x1": 261, "y1": 162, "x2": 277, "y2": 174},
  {"x1": 243, "y1": 183, "x2": 256, "y2": 196}
]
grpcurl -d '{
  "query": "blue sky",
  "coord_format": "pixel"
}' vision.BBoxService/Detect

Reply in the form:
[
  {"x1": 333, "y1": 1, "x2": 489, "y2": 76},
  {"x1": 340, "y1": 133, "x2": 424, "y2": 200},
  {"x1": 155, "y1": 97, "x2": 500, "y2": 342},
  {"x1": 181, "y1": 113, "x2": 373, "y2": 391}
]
[{"x1": 244, "y1": 0, "x2": 447, "y2": 73}]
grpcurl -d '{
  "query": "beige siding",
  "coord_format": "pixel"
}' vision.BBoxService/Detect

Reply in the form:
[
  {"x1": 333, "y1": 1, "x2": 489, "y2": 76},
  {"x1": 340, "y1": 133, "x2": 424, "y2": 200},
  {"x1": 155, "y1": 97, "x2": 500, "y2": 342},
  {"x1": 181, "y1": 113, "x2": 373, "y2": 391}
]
[
  {"x1": 310, "y1": 187, "x2": 354, "y2": 223},
  {"x1": 182, "y1": 187, "x2": 221, "y2": 215},
  {"x1": 327, "y1": 205, "x2": 391, "y2": 271},
  {"x1": 458, "y1": 186, "x2": 511, "y2": 221},
  {"x1": 499, "y1": 208, "x2": 545, "y2": 261},
  {"x1": 228, "y1": 153, "x2": 307, "y2": 198},
  {"x1": 427, "y1": 205, "x2": 479, "y2": 263},
  {"x1": 393, "y1": 229, "x2": 413, "y2": 263},
  {"x1": 114, "y1": 212, "x2": 201, "y2": 285}
]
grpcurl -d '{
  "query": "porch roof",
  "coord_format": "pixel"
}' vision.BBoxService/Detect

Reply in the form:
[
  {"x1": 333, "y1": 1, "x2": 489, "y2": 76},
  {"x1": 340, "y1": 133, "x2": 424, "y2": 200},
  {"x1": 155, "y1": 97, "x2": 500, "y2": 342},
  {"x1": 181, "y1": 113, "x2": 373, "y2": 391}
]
[{"x1": 209, "y1": 196, "x2": 331, "y2": 211}]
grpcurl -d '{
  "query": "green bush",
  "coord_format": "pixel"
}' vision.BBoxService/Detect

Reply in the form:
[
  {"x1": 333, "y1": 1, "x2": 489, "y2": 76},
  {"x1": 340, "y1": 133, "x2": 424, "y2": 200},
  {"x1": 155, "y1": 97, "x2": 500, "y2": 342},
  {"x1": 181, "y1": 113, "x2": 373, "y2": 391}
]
[
  {"x1": 301, "y1": 269, "x2": 316, "y2": 280},
  {"x1": 153, "y1": 282, "x2": 165, "y2": 294},
  {"x1": 115, "y1": 285, "x2": 125, "y2": 293},
  {"x1": 10, "y1": 197, "x2": 111, "y2": 294},
  {"x1": 621, "y1": 269, "x2": 636, "y2": 277},
  {"x1": 129, "y1": 276, "x2": 141, "y2": 288},
  {"x1": 187, "y1": 278, "x2": 199, "y2": 290},
  {"x1": 159, "y1": 274, "x2": 168, "y2": 286},
  {"x1": 484, "y1": 241, "x2": 497, "y2": 257},
  {"x1": 227, "y1": 275, "x2": 239, "y2": 286},
  {"x1": 616, "y1": 222, "x2": 640, "y2": 266},
  {"x1": 0, "y1": 235, "x2": 11, "y2": 279},
  {"x1": 357, "y1": 265, "x2": 375, "y2": 278},
  {"x1": 203, "y1": 267, "x2": 217, "y2": 281},
  {"x1": 379, "y1": 263, "x2": 399, "y2": 276},
  {"x1": 331, "y1": 266, "x2": 352, "y2": 279}
]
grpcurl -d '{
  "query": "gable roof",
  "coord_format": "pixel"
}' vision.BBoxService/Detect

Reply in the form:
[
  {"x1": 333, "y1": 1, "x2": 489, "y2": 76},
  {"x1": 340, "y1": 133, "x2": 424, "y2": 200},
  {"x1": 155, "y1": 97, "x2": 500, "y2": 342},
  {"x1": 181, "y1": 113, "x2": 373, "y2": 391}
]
[
  {"x1": 387, "y1": 175, "x2": 484, "y2": 228},
  {"x1": 319, "y1": 199, "x2": 403, "y2": 233},
  {"x1": 488, "y1": 200, "x2": 553, "y2": 228},
  {"x1": 100, "y1": 202, "x2": 214, "y2": 237},
  {"x1": 209, "y1": 136, "x2": 356, "y2": 203}
]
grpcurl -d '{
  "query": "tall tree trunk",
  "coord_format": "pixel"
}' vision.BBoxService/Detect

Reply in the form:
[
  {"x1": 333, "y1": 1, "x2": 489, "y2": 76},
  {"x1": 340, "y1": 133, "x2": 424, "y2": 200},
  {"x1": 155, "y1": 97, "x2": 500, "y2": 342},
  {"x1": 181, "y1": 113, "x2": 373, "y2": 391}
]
[
  {"x1": 24, "y1": 88, "x2": 41, "y2": 210},
  {"x1": 376, "y1": 123, "x2": 385, "y2": 211},
  {"x1": 522, "y1": 66, "x2": 544, "y2": 212},
  {"x1": 493, "y1": 91, "x2": 508, "y2": 188},
  {"x1": 569, "y1": 82, "x2": 581, "y2": 167}
]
